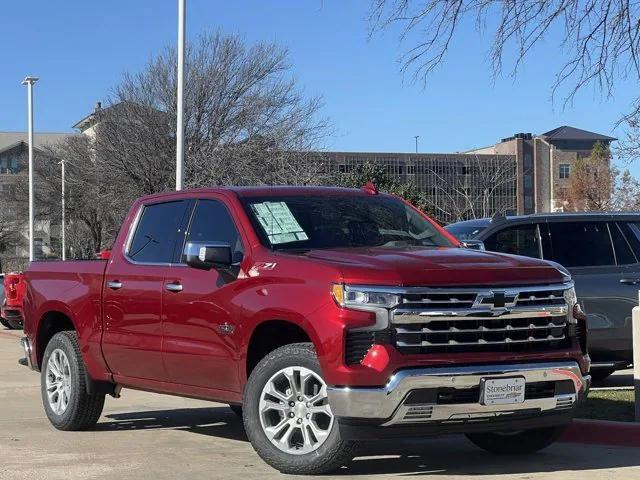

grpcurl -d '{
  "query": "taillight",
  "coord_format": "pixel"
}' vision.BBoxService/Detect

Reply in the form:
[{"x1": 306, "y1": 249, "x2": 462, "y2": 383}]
[{"x1": 5, "y1": 276, "x2": 20, "y2": 301}]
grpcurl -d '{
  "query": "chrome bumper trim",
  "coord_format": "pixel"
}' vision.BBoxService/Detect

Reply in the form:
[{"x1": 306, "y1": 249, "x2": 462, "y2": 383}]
[
  {"x1": 20, "y1": 337, "x2": 35, "y2": 370},
  {"x1": 327, "y1": 361, "x2": 587, "y2": 426}
]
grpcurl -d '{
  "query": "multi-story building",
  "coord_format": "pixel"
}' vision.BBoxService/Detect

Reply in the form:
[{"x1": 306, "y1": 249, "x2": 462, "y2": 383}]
[
  {"x1": 325, "y1": 125, "x2": 616, "y2": 223},
  {"x1": 466, "y1": 126, "x2": 616, "y2": 214},
  {"x1": 0, "y1": 132, "x2": 71, "y2": 269}
]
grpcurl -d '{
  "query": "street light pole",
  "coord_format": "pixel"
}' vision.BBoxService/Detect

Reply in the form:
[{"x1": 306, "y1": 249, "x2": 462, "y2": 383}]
[
  {"x1": 59, "y1": 159, "x2": 66, "y2": 261},
  {"x1": 414, "y1": 135, "x2": 420, "y2": 153},
  {"x1": 175, "y1": 0, "x2": 186, "y2": 191},
  {"x1": 22, "y1": 76, "x2": 38, "y2": 262}
]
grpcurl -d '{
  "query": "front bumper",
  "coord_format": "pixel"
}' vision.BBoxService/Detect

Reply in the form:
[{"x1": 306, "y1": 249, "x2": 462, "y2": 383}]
[{"x1": 328, "y1": 361, "x2": 589, "y2": 428}]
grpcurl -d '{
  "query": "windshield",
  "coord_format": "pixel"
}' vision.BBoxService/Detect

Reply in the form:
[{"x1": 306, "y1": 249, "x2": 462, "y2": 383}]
[
  {"x1": 444, "y1": 222, "x2": 488, "y2": 240},
  {"x1": 243, "y1": 194, "x2": 454, "y2": 251}
]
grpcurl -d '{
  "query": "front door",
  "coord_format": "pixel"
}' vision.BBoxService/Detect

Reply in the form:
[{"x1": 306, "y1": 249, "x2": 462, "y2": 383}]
[
  {"x1": 102, "y1": 199, "x2": 192, "y2": 381},
  {"x1": 162, "y1": 198, "x2": 246, "y2": 392}
]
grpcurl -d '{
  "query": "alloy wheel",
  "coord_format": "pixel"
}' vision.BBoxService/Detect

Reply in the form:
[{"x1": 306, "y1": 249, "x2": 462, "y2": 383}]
[{"x1": 258, "y1": 366, "x2": 334, "y2": 455}]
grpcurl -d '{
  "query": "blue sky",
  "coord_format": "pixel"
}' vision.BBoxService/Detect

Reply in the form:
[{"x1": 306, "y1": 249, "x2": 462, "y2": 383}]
[{"x1": 1, "y1": 1, "x2": 638, "y2": 172}]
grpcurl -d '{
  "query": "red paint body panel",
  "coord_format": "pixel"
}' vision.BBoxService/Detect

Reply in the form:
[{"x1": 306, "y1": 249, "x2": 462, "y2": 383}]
[{"x1": 22, "y1": 186, "x2": 587, "y2": 403}]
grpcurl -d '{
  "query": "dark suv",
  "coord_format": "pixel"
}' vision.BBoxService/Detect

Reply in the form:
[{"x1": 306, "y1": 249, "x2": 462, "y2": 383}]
[{"x1": 447, "y1": 213, "x2": 640, "y2": 380}]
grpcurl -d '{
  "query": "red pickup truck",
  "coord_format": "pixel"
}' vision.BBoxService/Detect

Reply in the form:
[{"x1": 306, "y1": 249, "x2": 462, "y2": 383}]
[
  {"x1": 20, "y1": 186, "x2": 590, "y2": 474},
  {"x1": 2, "y1": 272, "x2": 25, "y2": 330}
]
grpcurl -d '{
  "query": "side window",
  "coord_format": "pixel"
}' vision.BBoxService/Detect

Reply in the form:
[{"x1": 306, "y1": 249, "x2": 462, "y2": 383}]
[
  {"x1": 128, "y1": 201, "x2": 190, "y2": 264},
  {"x1": 547, "y1": 222, "x2": 614, "y2": 267},
  {"x1": 617, "y1": 222, "x2": 640, "y2": 264},
  {"x1": 484, "y1": 224, "x2": 540, "y2": 258},
  {"x1": 183, "y1": 199, "x2": 243, "y2": 262}
]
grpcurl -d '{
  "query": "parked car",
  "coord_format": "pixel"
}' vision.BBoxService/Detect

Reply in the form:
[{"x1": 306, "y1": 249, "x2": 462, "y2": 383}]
[
  {"x1": 446, "y1": 212, "x2": 640, "y2": 380},
  {"x1": 20, "y1": 186, "x2": 589, "y2": 475},
  {"x1": 1, "y1": 272, "x2": 25, "y2": 330}
]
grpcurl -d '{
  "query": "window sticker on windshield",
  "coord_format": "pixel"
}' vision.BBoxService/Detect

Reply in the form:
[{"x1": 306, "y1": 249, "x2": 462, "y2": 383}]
[{"x1": 251, "y1": 202, "x2": 309, "y2": 245}]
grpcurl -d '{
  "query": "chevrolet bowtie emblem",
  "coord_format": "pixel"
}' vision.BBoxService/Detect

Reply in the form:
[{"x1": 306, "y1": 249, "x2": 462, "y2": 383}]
[{"x1": 491, "y1": 292, "x2": 507, "y2": 308}]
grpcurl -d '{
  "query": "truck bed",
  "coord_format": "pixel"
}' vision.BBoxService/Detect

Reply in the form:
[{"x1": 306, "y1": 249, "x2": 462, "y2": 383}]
[{"x1": 23, "y1": 260, "x2": 109, "y2": 379}]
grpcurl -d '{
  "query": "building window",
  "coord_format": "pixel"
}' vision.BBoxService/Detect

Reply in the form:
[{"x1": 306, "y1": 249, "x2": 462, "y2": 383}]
[
  {"x1": 524, "y1": 153, "x2": 532, "y2": 168},
  {"x1": 524, "y1": 175, "x2": 533, "y2": 188},
  {"x1": 559, "y1": 164, "x2": 570, "y2": 179}
]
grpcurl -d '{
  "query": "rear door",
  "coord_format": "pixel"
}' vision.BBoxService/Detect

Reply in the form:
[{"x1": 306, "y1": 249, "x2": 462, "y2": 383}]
[
  {"x1": 161, "y1": 197, "x2": 246, "y2": 392},
  {"x1": 543, "y1": 220, "x2": 634, "y2": 364},
  {"x1": 102, "y1": 199, "x2": 192, "y2": 381}
]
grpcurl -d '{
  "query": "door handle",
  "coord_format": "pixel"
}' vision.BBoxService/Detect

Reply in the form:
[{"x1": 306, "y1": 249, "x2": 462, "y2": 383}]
[
  {"x1": 165, "y1": 282, "x2": 183, "y2": 293},
  {"x1": 620, "y1": 277, "x2": 640, "y2": 285},
  {"x1": 107, "y1": 281, "x2": 123, "y2": 290}
]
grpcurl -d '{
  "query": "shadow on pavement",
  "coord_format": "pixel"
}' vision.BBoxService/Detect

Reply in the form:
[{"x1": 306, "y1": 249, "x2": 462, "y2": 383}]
[
  {"x1": 96, "y1": 406, "x2": 640, "y2": 476},
  {"x1": 97, "y1": 406, "x2": 248, "y2": 442},
  {"x1": 337, "y1": 437, "x2": 640, "y2": 476}
]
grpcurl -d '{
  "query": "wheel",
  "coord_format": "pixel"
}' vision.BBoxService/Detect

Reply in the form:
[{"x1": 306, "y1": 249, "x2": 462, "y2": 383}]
[
  {"x1": 590, "y1": 368, "x2": 616, "y2": 382},
  {"x1": 0, "y1": 317, "x2": 11, "y2": 329},
  {"x1": 243, "y1": 343, "x2": 358, "y2": 475},
  {"x1": 41, "y1": 331, "x2": 105, "y2": 431},
  {"x1": 466, "y1": 425, "x2": 568, "y2": 455},
  {"x1": 229, "y1": 404, "x2": 243, "y2": 417}
]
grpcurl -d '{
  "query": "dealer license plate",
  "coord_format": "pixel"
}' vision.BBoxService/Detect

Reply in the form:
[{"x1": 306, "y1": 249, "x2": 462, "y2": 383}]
[{"x1": 480, "y1": 377, "x2": 526, "y2": 406}]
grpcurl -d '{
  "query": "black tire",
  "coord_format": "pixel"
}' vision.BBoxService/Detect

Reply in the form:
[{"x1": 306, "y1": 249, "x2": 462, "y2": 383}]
[
  {"x1": 229, "y1": 404, "x2": 243, "y2": 417},
  {"x1": 0, "y1": 317, "x2": 11, "y2": 329},
  {"x1": 590, "y1": 368, "x2": 616, "y2": 383},
  {"x1": 243, "y1": 343, "x2": 358, "y2": 475},
  {"x1": 466, "y1": 425, "x2": 568, "y2": 455},
  {"x1": 41, "y1": 331, "x2": 105, "y2": 431}
]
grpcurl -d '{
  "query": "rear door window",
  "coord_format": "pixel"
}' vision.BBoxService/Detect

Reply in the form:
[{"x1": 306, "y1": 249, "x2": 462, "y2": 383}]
[
  {"x1": 128, "y1": 200, "x2": 191, "y2": 264},
  {"x1": 609, "y1": 223, "x2": 638, "y2": 265},
  {"x1": 545, "y1": 222, "x2": 614, "y2": 267},
  {"x1": 484, "y1": 224, "x2": 541, "y2": 258}
]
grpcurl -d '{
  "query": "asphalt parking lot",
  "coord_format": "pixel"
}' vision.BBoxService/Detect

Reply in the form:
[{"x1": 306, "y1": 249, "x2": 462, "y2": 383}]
[{"x1": 1, "y1": 328, "x2": 639, "y2": 480}]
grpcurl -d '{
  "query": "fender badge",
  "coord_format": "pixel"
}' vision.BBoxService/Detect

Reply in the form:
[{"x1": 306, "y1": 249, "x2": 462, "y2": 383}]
[{"x1": 217, "y1": 322, "x2": 235, "y2": 335}]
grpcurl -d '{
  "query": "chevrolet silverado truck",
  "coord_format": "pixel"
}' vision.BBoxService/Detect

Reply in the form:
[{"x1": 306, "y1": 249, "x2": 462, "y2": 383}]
[
  {"x1": 20, "y1": 186, "x2": 590, "y2": 475},
  {"x1": 2, "y1": 272, "x2": 25, "y2": 330}
]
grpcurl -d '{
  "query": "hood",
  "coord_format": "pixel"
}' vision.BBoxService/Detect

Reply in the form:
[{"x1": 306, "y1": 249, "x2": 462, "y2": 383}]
[{"x1": 304, "y1": 246, "x2": 568, "y2": 287}]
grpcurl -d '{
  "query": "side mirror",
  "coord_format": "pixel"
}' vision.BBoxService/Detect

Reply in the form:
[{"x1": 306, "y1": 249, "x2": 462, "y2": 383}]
[
  {"x1": 461, "y1": 239, "x2": 486, "y2": 251},
  {"x1": 185, "y1": 242, "x2": 233, "y2": 271}
]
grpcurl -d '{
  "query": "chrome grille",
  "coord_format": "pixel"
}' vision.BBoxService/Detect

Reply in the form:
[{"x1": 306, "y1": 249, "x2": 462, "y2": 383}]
[{"x1": 391, "y1": 284, "x2": 572, "y2": 354}]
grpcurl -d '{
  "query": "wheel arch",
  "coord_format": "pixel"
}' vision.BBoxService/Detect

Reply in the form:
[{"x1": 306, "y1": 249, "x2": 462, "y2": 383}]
[
  {"x1": 245, "y1": 318, "x2": 320, "y2": 381},
  {"x1": 35, "y1": 308, "x2": 77, "y2": 370}
]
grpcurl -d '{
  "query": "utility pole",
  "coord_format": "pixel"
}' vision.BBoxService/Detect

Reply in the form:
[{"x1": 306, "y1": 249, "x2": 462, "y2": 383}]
[
  {"x1": 414, "y1": 135, "x2": 419, "y2": 154},
  {"x1": 60, "y1": 159, "x2": 66, "y2": 261},
  {"x1": 175, "y1": 0, "x2": 186, "y2": 191},
  {"x1": 22, "y1": 76, "x2": 38, "y2": 262}
]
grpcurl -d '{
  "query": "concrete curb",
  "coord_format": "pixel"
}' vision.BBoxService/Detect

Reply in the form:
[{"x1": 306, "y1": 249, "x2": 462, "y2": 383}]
[{"x1": 561, "y1": 419, "x2": 640, "y2": 448}]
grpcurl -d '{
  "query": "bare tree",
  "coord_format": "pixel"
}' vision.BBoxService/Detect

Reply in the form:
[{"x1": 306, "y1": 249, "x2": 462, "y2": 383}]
[
  {"x1": 0, "y1": 212, "x2": 21, "y2": 272},
  {"x1": 369, "y1": 1, "x2": 640, "y2": 101},
  {"x1": 110, "y1": 31, "x2": 332, "y2": 190},
  {"x1": 13, "y1": 31, "x2": 333, "y2": 258},
  {"x1": 426, "y1": 155, "x2": 517, "y2": 222}
]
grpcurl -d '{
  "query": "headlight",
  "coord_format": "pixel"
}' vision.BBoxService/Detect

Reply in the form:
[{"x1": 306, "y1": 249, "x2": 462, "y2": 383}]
[
  {"x1": 563, "y1": 286, "x2": 577, "y2": 308},
  {"x1": 331, "y1": 284, "x2": 400, "y2": 309}
]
